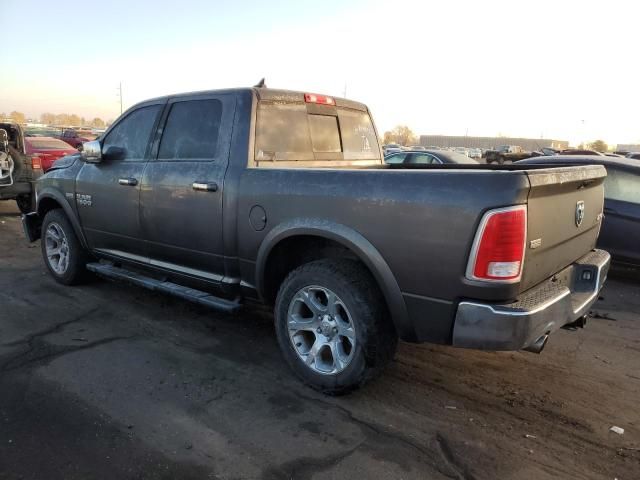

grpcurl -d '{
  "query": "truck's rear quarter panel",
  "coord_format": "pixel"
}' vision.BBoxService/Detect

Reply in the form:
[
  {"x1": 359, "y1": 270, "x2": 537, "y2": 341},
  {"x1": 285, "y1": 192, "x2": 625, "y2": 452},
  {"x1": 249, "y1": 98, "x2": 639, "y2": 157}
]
[{"x1": 237, "y1": 168, "x2": 530, "y2": 301}]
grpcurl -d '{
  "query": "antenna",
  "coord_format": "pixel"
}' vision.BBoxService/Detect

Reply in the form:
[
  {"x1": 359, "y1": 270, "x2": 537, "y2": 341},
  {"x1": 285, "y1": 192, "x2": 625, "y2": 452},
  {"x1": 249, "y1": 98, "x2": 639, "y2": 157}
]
[
  {"x1": 254, "y1": 78, "x2": 266, "y2": 88},
  {"x1": 117, "y1": 82, "x2": 123, "y2": 115}
]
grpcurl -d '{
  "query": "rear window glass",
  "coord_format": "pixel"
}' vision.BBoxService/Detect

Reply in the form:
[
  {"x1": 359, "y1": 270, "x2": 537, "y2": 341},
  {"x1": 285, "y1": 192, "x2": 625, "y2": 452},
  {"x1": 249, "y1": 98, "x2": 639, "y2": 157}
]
[
  {"x1": 158, "y1": 99, "x2": 222, "y2": 160},
  {"x1": 255, "y1": 102, "x2": 379, "y2": 162},
  {"x1": 27, "y1": 138, "x2": 73, "y2": 150},
  {"x1": 337, "y1": 109, "x2": 378, "y2": 160},
  {"x1": 308, "y1": 115, "x2": 341, "y2": 153},
  {"x1": 255, "y1": 104, "x2": 313, "y2": 161}
]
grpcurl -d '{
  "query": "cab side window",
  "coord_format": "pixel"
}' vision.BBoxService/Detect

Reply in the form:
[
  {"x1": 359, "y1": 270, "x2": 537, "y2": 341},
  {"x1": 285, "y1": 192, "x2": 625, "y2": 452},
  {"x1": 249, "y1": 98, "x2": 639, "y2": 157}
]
[
  {"x1": 407, "y1": 153, "x2": 436, "y2": 164},
  {"x1": 102, "y1": 105, "x2": 161, "y2": 161},
  {"x1": 158, "y1": 99, "x2": 222, "y2": 160},
  {"x1": 385, "y1": 153, "x2": 407, "y2": 164}
]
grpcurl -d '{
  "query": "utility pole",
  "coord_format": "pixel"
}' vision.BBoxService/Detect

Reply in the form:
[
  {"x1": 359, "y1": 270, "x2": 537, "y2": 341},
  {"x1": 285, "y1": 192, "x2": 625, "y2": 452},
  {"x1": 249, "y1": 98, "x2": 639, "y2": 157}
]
[{"x1": 117, "y1": 82, "x2": 123, "y2": 115}]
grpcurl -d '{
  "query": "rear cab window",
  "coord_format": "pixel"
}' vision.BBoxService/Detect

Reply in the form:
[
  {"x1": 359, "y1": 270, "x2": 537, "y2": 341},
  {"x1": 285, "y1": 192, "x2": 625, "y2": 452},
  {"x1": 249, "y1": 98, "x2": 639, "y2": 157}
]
[
  {"x1": 158, "y1": 99, "x2": 222, "y2": 160},
  {"x1": 253, "y1": 91, "x2": 382, "y2": 167}
]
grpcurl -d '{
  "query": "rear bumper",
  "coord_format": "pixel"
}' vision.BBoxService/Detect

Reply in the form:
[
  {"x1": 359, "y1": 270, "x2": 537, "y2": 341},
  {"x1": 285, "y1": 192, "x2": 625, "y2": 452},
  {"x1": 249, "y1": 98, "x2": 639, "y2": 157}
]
[{"x1": 452, "y1": 249, "x2": 610, "y2": 351}]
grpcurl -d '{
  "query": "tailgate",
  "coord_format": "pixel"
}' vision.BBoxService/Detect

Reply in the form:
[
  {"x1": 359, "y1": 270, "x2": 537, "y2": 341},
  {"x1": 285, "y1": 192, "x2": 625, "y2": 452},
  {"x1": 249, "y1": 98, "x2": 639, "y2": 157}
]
[{"x1": 520, "y1": 165, "x2": 606, "y2": 291}]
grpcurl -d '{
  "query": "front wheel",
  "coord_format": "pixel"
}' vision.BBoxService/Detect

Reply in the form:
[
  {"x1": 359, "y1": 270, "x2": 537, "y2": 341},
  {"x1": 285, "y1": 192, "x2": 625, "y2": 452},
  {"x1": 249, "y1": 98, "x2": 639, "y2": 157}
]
[
  {"x1": 41, "y1": 209, "x2": 89, "y2": 285},
  {"x1": 274, "y1": 259, "x2": 397, "y2": 395}
]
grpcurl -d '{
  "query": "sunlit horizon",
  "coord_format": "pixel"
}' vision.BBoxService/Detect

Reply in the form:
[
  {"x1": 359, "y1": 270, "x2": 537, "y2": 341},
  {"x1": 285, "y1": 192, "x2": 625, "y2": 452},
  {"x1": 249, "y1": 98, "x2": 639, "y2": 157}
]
[{"x1": 2, "y1": 0, "x2": 639, "y2": 146}]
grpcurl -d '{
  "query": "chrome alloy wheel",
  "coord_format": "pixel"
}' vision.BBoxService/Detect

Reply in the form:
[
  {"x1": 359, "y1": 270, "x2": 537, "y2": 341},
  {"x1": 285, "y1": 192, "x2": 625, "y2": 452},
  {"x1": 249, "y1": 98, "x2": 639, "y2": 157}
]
[
  {"x1": 44, "y1": 222, "x2": 70, "y2": 275},
  {"x1": 287, "y1": 285, "x2": 357, "y2": 375}
]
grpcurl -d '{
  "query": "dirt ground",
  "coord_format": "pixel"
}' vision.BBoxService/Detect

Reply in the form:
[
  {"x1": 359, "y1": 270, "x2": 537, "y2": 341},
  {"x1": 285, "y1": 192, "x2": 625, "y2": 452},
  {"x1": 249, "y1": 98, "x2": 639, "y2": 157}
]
[{"x1": 0, "y1": 201, "x2": 638, "y2": 480}]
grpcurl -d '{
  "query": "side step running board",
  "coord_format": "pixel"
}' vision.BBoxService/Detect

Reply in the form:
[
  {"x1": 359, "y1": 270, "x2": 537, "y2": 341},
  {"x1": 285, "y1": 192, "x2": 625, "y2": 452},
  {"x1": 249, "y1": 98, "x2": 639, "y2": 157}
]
[{"x1": 86, "y1": 262, "x2": 242, "y2": 313}]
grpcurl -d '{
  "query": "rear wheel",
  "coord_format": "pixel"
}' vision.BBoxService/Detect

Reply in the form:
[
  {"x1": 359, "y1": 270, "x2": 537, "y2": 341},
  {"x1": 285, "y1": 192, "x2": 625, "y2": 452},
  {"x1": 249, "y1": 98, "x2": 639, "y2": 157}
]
[
  {"x1": 274, "y1": 259, "x2": 397, "y2": 395},
  {"x1": 41, "y1": 209, "x2": 89, "y2": 285}
]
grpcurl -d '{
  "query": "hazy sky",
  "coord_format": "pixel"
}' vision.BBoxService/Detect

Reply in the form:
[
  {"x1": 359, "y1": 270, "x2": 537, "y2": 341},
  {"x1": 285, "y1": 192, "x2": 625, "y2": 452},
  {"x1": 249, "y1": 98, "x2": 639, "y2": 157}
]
[{"x1": 2, "y1": 0, "x2": 638, "y2": 145}]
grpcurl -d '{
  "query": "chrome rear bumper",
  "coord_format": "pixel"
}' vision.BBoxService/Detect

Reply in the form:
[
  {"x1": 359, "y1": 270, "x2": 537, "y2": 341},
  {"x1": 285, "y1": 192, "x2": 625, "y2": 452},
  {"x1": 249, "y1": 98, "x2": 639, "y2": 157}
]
[{"x1": 452, "y1": 249, "x2": 610, "y2": 351}]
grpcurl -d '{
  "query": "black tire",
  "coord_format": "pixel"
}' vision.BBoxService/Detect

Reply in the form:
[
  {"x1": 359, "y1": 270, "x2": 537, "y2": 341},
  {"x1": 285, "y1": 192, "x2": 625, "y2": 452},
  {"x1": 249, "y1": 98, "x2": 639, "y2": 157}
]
[
  {"x1": 41, "y1": 209, "x2": 89, "y2": 285},
  {"x1": 274, "y1": 259, "x2": 398, "y2": 395},
  {"x1": 16, "y1": 194, "x2": 34, "y2": 214}
]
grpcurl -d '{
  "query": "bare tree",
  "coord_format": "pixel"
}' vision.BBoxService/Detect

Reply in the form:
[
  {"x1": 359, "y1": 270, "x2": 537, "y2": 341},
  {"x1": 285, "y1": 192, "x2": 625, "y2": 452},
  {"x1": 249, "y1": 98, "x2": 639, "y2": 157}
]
[
  {"x1": 383, "y1": 125, "x2": 417, "y2": 146},
  {"x1": 588, "y1": 140, "x2": 608, "y2": 152},
  {"x1": 40, "y1": 112, "x2": 56, "y2": 125},
  {"x1": 91, "y1": 117, "x2": 105, "y2": 128},
  {"x1": 9, "y1": 111, "x2": 26, "y2": 124}
]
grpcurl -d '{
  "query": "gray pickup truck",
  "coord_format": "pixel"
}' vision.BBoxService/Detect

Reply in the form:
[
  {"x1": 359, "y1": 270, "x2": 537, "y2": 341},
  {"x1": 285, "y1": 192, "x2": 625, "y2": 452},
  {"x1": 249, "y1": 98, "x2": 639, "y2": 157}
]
[{"x1": 22, "y1": 87, "x2": 610, "y2": 394}]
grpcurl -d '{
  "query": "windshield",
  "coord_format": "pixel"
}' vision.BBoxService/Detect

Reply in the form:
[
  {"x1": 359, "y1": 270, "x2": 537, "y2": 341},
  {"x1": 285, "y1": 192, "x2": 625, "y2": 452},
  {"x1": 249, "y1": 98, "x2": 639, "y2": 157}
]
[{"x1": 255, "y1": 102, "x2": 380, "y2": 162}]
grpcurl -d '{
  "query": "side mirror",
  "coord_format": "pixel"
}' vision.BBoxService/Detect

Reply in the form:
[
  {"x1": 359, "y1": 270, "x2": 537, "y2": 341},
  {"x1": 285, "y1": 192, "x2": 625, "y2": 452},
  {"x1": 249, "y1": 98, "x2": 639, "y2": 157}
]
[
  {"x1": 103, "y1": 146, "x2": 126, "y2": 161},
  {"x1": 81, "y1": 140, "x2": 102, "y2": 163}
]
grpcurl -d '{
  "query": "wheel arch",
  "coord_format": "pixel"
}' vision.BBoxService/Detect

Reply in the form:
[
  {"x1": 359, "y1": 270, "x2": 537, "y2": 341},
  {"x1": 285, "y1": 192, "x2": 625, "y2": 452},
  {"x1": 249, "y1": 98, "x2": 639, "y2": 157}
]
[
  {"x1": 256, "y1": 219, "x2": 415, "y2": 341},
  {"x1": 37, "y1": 188, "x2": 88, "y2": 249}
]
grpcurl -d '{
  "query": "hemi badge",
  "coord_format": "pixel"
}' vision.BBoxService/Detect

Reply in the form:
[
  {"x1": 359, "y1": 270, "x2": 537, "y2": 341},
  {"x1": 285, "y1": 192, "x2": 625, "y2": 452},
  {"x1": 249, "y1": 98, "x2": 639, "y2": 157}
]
[{"x1": 530, "y1": 238, "x2": 542, "y2": 249}]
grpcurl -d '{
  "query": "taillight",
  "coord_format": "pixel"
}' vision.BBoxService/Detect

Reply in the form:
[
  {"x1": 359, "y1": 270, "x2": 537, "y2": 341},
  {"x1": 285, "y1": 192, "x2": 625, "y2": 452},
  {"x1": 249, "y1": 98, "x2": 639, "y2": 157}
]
[
  {"x1": 304, "y1": 93, "x2": 335, "y2": 105},
  {"x1": 466, "y1": 205, "x2": 527, "y2": 282},
  {"x1": 30, "y1": 154, "x2": 43, "y2": 170}
]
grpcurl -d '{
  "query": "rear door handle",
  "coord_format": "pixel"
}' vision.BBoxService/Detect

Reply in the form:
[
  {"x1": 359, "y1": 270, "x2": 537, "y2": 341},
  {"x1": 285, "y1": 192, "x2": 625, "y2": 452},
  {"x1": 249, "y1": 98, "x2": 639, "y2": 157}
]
[
  {"x1": 118, "y1": 178, "x2": 138, "y2": 186},
  {"x1": 192, "y1": 182, "x2": 218, "y2": 192}
]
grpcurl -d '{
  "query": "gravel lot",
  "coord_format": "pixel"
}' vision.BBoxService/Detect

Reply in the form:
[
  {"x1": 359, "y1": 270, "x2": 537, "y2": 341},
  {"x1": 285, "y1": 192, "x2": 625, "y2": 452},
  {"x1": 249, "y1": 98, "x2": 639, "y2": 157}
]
[{"x1": 1, "y1": 201, "x2": 638, "y2": 480}]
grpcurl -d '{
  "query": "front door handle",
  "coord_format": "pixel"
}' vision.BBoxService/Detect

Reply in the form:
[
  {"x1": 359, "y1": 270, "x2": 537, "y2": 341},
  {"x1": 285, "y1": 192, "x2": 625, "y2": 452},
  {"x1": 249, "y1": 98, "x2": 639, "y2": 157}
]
[
  {"x1": 192, "y1": 182, "x2": 218, "y2": 192},
  {"x1": 118, "y1": 178, "x2": 138, "y2": 186}
]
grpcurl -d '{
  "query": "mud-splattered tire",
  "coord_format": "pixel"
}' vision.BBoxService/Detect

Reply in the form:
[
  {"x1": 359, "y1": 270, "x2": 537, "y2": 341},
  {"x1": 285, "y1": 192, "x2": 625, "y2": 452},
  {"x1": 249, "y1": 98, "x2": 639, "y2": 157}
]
[
  {"x1": 275, "y1": 259, "x2": 398, "y2": 395},
  {"x1": 41, "y1": 209, "x2": 89, "y2": 285}
]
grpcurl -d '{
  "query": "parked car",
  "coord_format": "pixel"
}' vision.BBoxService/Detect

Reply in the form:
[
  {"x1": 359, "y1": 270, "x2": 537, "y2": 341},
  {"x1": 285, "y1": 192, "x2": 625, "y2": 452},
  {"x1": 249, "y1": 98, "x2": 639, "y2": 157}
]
[
  {"x1": 453, "y1": 147, "x2": 468, "y2": 156},
  {"x1": 407, "y1": 145, "x2": 426, "y2": 151},
  {"x1": 517, "y1": 155, "x2": 640, "y2": 267},
  {"x1": 383, "y1": 143, "x2": 402, "y2": 155},
  {"x1": 468, "y1": 148, "x2": 482, "y2": 159},
  {"x1": 385, "y1": 149, "x2": 479, "y2": 165},
  {"x1": 55, "y1": 129, "x2": 90, "y2": 150},
  {"x1": 24, "y1": 137, "x2": 78, "y2": 172},
  {"x1": 23, "y1": 87, "x2": 609, "y2": 394},
  {"x1": 625, "y1": 152, "x2": 640, "y2": 160},
  {"x1": 484, "y1": 145, "x2": 535, "y2": 164},
  {"x1": 558, "y1": 149, "x2": 604, "y2": 156},
  {"x1": 0, "y1": 122, "x2": 43, "y2": 213}
]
